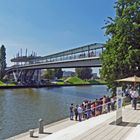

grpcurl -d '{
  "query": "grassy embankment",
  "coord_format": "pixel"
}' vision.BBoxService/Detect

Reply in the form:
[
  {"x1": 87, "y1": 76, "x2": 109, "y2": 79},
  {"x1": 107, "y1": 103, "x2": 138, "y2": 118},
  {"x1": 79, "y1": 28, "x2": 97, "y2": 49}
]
[
  {"x1": 66, "y1": 76, "x2": 89, "y2": 84},
  {"x1": 89, "y1": 79, "x2": 107, "y2": 85},
  {"x1": 56, "y1": 76, "x2": 106, "y2": 85},
  {"x1": 0, "y1": 81, "x2": 16, "y2": 86},
  {"x1": 0, "y1": 77, "x2": 106, "y2": 86}
]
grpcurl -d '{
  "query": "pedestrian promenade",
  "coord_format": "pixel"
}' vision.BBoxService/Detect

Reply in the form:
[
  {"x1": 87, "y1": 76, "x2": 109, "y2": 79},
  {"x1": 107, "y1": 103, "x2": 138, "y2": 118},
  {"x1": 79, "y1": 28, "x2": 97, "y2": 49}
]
[
  {"x1": 6, "y1": 104, "x2": 140, "y2": 140},
  {"x1": 73, "y1": 105, "x2": 140, "y2": 140},
  {"x1": 125, "y1": 125, "x2": 140, "y2": 140},
  {"x1": 6, "y1": 118, "x2": 78, "y2": 140}
]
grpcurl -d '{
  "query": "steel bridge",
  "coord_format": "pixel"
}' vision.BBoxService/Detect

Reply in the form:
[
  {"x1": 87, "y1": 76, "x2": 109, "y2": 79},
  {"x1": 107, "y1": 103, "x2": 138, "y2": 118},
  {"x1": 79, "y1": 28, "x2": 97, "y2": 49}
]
[{"x1": 6, "y1": 43, "x2": 104, "y2": 85}]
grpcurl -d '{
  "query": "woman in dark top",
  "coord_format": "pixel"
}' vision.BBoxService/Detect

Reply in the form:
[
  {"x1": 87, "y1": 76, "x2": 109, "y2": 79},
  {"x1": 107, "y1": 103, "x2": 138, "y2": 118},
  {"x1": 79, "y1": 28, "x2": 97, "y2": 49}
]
[{"x1": 74, "y1": 105, "x2": 78, "y2": 121}]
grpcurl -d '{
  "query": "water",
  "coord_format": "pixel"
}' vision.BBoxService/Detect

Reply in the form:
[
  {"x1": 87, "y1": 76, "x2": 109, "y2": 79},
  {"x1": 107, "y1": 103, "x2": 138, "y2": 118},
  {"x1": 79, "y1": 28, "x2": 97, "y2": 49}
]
[{"x1": 0, "y1": 85, "x2": 110, "y2": 139}]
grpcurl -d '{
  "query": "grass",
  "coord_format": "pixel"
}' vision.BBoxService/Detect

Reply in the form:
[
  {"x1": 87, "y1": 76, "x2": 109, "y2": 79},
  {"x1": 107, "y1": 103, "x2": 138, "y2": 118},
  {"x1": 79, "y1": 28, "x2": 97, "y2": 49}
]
[
  {"x1": 0, "y1": 81, "x2": 4, "y2": 85},
  {"x1": 55, "y1": 77, "x2": 107, "y2": 85},
  {"x1": 56, "y1": 81, "x2": 65, "y2": 85},
  {"x1": 6, "y1": 83, "x2": 16, "y2": 86},
  {"x1": 0, "y1": 81, "x2": 16, "y2": 86},
  {"x1": 0, "y1": 78, "x2": 106, "y2": 86},
  {"x1": 89, "y1": 79, "x2": 107, "y2": 85},
  {"x1": 65, "y1": 76, "x2": 89, "y2": 84}
]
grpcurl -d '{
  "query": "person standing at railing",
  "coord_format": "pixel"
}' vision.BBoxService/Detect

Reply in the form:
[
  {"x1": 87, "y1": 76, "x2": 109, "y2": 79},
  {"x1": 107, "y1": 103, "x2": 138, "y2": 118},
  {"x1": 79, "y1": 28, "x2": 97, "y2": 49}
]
[
  {"x1": 87, "y1": 101, "x2": 91, "y2": 119},
  {"x1": 74, "y1": 105, "x2": 78, "y2": 121},
  {"x1": 106, "y1": 96, "x2": 111, "y2": 112},
  {"x1": 95, "y1": 99, "x2": 99, "y2": 116},
  {"x1": 69, "y1": 103, "x2": 74, "y2": 120},
  {"x1": 85, "y1": 100, "x2": 89, "y2": 119},
  {"x1": 102, "y1": 96, "x2": 107, "y2": 113},
  {"x1": 78, "y1": 105, "x2": 83, "y2": 121},
  {"x1": 111, "y1": 96, "x2": 116, "y2": 111},
  {"x1": 99, "y1": 98, "x2": 103, "y2": 115},
  {"x1": 81, "y1": 103, "x2": 86, "y2": 120},
  {"x1": 91, "y1": 102, "x2": 96, "y2": 116}
]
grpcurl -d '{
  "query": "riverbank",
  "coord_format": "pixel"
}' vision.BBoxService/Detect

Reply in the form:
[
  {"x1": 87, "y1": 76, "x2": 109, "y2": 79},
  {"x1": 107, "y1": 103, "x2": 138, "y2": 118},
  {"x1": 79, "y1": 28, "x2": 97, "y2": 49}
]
[
  {"x1": 0, "y1": 77, "x2": 106, "y2": 89},
  {"x1": 6, "y1": 104, "x2": 140, "y2": 140},
  {"x1": 57, "y1": 76, "x2": 106, "y2": 85},
  {"x1": 0, "y1": 83, "x2": 106, "y2": 89}
]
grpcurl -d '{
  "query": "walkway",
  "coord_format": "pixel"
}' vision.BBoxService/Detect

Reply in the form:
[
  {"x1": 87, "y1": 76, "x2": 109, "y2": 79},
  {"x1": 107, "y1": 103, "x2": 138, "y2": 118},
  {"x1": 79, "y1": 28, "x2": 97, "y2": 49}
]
[
  {"x1": 7, "y1": 105, "x2": 140, "y2": 140},
  {"x1": 72, "y1": 106, "x2": 140, "y2": 140},
  {"x1": 6, "y1": 118, "x2": 78, "y2": 140}
]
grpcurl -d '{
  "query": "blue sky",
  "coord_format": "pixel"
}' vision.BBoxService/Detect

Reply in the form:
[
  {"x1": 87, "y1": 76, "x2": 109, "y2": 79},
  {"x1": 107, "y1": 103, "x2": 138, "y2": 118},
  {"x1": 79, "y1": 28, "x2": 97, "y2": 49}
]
[{"x1": 0, "y1": 0, "x2": 116, "y2": 66}]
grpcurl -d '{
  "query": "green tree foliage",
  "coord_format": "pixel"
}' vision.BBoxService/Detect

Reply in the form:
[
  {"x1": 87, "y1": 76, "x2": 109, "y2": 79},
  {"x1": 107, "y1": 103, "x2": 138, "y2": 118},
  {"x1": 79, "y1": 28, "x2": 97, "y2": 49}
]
[
  {"x1": 75, "y1": 67, "x2": 93, "y2": 80},
  {"x1": 54, "y1": 68, "x2": 63, "y2": 79},
  {"x1": 101, "y1": 0, "x2": 140, "y2": 91},
  {"x1": 43, "y1": 68, "x2": 63, "y2": 80},
  {"x1": 0, "y1": 45, "x2": 6, "y2": 79},
  {"x1": 43, "y1": 69, "x2": 55, "y2": 79}
]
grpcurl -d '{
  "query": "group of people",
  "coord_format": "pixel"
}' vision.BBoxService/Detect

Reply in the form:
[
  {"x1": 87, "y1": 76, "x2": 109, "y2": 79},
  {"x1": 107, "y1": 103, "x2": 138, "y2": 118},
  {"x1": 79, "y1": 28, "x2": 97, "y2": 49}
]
[{"x1": 69, "y1": 95, "x2": 116, "y2": 121}]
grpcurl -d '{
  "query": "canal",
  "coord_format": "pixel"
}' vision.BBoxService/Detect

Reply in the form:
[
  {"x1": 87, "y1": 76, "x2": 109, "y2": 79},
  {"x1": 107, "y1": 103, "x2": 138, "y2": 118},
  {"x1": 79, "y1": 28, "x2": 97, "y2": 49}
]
[{"x1": 0, "y1": 85, "x2": 110, "y2": 139}]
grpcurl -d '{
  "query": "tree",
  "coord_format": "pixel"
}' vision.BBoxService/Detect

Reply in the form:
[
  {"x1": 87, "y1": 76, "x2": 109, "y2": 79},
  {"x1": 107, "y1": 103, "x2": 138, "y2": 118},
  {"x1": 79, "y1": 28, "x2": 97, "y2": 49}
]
[
  {"x1": 0, "y1": 45, "x2": 6, "y2": 79},
  {"x1": 54, "y1": 68, "x2": 63, "y2": 79},
  {"x1": 43, "y1": 69, "x2": 55, "y2": 80},
  {"x1": 75, "y1": 67, "x2": 92, "y2": 80},
  {"x1": 101, "y1": 0, "x2": 140, "y2": 92}
]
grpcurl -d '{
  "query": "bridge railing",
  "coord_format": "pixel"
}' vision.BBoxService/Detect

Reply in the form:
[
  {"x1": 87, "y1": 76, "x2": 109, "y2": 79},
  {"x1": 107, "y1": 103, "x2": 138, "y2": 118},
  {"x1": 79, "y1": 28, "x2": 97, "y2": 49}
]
[
  {"x1": 11, "y1": 44, "x2": 105, "y2": 66},
  {"x1": 30, "y1": 51, "x2": 102, "y2": 65}
]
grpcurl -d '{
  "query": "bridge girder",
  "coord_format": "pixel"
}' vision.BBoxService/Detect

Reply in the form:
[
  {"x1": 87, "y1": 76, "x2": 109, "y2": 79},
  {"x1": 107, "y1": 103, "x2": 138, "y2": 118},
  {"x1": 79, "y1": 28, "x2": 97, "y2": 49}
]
[{"x1": 6, "y1": 57, "x2": 101, "y2": 73}]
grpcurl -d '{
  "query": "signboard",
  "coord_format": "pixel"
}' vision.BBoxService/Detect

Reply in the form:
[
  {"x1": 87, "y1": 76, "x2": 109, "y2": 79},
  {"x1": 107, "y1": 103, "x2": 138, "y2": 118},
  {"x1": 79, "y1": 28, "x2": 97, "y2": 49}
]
[{"x1": 116, "y1": 87, "x2": 123, "y2": 125}]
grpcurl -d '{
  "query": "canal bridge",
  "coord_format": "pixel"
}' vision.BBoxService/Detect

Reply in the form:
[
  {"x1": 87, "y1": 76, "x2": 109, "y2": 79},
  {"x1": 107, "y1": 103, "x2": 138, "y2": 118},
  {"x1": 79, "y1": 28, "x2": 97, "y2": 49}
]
[{"x1": 5, "y1": 43, "x2": 104, "y2": 85}]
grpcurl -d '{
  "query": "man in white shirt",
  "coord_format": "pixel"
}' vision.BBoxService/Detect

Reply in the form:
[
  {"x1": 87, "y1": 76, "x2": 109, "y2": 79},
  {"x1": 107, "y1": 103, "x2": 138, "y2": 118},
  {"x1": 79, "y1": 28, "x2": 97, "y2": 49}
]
[
  {"x1": 131, "y1": 89, "x2": 139, "y2": 110},
  {"x1": 78, "y1": 105, "x2": 83, "y2": 121}
]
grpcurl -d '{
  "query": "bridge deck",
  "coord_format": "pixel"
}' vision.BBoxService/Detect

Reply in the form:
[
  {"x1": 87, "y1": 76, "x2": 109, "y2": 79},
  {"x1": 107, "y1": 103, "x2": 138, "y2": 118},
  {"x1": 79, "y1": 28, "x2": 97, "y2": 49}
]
[
  {"x1": 6, "y1": 104, "x2": 140, "y2": 140},
  {"x1": 6, "y1": 56, "x2": 101, "y2": 72}
]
